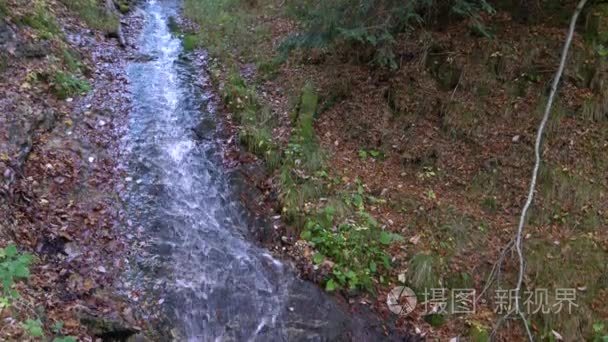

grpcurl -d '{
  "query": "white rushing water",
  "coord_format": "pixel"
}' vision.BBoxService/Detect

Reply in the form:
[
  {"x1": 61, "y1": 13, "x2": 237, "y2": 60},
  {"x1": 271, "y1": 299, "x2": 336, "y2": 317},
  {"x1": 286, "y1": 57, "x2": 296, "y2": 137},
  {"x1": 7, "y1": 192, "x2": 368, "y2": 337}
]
[
  {"x1": 124, "y1": 1, "x2": 288, "y2": 340},
  {"x1": 122, "y1": 1, "x2": 397, "y2": 341}
]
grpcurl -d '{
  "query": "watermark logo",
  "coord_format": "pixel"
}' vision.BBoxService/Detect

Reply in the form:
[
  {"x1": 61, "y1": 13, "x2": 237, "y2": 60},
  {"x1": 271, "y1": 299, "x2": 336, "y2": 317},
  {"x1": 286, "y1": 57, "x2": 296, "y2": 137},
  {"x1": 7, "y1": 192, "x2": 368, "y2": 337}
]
[
  {"x1": 386, "y1": 286, "x2": 417, "y2": 315},
  {"x1": 387, "y1": 287, "x2": 579, "y2": 316}
]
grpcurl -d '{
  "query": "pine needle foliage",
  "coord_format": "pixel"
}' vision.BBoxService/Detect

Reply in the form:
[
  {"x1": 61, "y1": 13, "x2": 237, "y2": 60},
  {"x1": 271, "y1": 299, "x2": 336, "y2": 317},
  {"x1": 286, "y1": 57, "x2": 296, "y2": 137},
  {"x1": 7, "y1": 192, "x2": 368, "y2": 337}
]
[{"x1": 281, "y1": 0, "x2": 493, "y2": 68}]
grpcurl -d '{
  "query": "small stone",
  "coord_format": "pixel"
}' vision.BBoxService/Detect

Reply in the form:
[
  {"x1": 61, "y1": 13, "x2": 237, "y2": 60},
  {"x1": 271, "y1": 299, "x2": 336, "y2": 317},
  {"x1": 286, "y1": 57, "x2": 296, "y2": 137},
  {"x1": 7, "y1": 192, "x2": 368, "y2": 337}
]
[
  {"x1": 512, "y1": 135, "x2": 521, "y2": 143},
  {"x1": 64, "y1": 243, "x2": 82, "y2": 259},
  {"x1": 125, "y1": 177, "x2": 133, "y2": 182},
  {"x1": 398, "y1": 273, "x2": 406, "y2": 283},
  {"x1": 88, "y1": 156, "x2": 95, "y2": 163}
]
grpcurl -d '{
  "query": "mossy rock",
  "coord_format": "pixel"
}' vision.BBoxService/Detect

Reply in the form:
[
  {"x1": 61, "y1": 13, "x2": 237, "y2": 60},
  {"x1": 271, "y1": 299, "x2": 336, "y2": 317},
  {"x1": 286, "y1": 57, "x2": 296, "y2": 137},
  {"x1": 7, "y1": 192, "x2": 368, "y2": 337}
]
[
  {"x1": 585, "y1": 3, "x2": 608, "y2": 45},
  {"x1": 116, "y1": 0, "x2": 131, "y2": 14},
  {"x1": 17, "y1": 41, "x2": 52, "y2": 58},
  {"x1": 79, "y1": 310, "x2": 139, "y2": 340},
  {"x1": 182, "y1": 34, "x2": 199, "y2": 52},
  {"x1": 293, "y1": 84, "x2": 318, "y2": 141},
  {"x1": 167, "y1": 16, "x2": 180, "y2": 34}
]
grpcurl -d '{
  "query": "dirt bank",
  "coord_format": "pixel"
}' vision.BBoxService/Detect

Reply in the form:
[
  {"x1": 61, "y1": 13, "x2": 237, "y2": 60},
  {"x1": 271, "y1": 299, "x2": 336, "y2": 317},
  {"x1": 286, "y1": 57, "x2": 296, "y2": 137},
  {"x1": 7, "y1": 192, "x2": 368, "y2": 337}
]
[{"x1": 0, "y1": 1, "x2": 148, "y2": 339}]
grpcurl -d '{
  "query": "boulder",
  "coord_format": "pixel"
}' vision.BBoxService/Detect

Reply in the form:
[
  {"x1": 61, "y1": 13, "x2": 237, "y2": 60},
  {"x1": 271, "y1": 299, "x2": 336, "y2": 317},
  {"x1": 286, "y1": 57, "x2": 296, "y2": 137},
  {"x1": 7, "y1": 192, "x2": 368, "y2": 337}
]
[
  {"x1": 192, "y1": 117, "x2": 216, "y2": 140},
  {"x1": 79, "y1": 308, "x2": 140, "y2": 341}
]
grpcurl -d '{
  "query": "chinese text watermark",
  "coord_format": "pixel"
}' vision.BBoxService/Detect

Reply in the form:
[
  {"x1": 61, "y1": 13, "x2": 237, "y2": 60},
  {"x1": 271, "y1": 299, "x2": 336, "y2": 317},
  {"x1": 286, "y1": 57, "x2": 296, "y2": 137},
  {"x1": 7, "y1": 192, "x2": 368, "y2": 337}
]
[{"x1": 387, "y1": 287, "x2": 579, "y2": 316}]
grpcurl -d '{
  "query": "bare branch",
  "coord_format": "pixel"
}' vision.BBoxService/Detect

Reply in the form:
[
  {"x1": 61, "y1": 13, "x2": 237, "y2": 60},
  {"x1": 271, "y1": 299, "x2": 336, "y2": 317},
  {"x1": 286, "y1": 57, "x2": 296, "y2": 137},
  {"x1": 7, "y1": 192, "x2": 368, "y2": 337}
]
[{"x1": 495, "y1": 0, "x2": 589, "y2": 340}]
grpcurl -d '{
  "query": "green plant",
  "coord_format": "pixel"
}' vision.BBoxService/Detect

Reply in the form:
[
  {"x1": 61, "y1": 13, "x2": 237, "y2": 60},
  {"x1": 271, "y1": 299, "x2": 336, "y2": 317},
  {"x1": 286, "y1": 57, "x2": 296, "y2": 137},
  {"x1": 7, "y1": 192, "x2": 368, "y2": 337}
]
[
  {"x1": 52, "y1": 321, "x2": 64, "y2": 334},
  {"x1": 60, "y1": 0, "x2": 119, "y2": 33},
  {"x1": 301, "y1": 204, "x2": 402, "y2": 292},
  {"x1": 52, "y1": 71, "x2": 91, "y2": 99},
  {"x1": 468, "y1": 321, "x2": 490, "y2": 342},
  {"x1": 182, "y1": 34, "x2": 200, "y2": 52},
  {"x1": 358, "y1": 149, "x2": 384, "y2": 160},
  {"x1": 22, "y1": 319, "x2": 44, "y2": 338},
  {"x1": 116, "y1": 0, "x2": 131, "y2": 14},
  {"x1": 0, "y1": 0, "x2": 8, "y2": 19},
  {"x1": 221, "y1": 72, "x2": 281, "y2": 169},
  {"x1": 452, "y1": 0, "x2": 494, "y2": 38},
  {"x1": 278, "y1": 84, "x2": 328, "y2": 222},
  {"x1": 61, "y1": 47, "x2": 83, "y2": 73},
  {"x1": 281, "y1": 0, "x2": 494, "y2": 68},
  {"x1": 0, "y1": 244, "x2": 33, "y2": 302},
  {"x1": 19, "y1": 317, "x2": 75, "y2": 342},
  {"x1": 593, "y1": 322, "x2": 608, "y2": 342},
  {"x1": 20, "y1": 1, "x2": 61, "y2": 39},
  {"x1": 53, "y1": 337, "x2": 77, "y2": 342}
]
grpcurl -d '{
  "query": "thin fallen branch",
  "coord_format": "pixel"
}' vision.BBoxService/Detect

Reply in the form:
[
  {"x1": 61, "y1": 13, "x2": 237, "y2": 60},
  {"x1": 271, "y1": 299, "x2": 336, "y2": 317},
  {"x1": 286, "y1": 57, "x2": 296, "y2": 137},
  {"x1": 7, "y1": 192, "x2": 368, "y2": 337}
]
[
  {"x1": 476, "y1": 238, "x2": 514, "y2": 302},
  {"x1": 494, "y1": 0, "x2": 589, "y2": 340}
]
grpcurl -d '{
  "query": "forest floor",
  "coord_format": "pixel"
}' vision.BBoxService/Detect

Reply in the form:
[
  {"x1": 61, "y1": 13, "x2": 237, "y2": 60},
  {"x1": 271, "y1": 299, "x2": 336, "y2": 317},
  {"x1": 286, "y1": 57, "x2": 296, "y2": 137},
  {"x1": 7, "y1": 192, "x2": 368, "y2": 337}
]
[
  {"x1": 180, "y1": 1, "x2": 608, "y2": 340},
  {"x1": 0, "y1": 0, "x2": 148, "y2": 340}
]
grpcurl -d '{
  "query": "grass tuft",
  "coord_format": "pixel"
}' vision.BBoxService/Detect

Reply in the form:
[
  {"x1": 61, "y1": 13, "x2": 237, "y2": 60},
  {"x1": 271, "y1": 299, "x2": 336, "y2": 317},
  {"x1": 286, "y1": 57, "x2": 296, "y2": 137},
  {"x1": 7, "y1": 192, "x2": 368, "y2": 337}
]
[
  {"x1": 52, "y1": 71, "x2": 90, "y2": 99},
  {"x1": 60, "y1": 0, "x2": 119, "y2": 34},
  {"x1": 407, "y1": 253, "x2": 441, "y2": 293},
  {"x1": 20, "y1": 1, "x2": 61, "y2": 39}
]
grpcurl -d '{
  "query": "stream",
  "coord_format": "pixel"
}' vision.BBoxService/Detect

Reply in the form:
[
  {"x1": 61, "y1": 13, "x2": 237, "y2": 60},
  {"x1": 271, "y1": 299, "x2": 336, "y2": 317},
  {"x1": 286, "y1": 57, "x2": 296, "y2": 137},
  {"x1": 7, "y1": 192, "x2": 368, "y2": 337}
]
[{"x1": 121, "y1": 1, "x2": 402, "y2": 340}]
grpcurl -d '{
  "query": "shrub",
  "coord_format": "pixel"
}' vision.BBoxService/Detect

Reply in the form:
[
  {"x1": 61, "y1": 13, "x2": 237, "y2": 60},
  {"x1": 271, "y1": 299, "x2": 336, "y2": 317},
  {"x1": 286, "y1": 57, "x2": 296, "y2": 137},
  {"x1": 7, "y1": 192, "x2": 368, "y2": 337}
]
[
  {"x1": 281, "y1": 0, "x2": 494, "y2": 68},
  {"x1": 301, "y1": 202, "x2": 402, "y2": 292},
  {"x1": 0, "y1": 244, "x2": 32, "y2": 303}
]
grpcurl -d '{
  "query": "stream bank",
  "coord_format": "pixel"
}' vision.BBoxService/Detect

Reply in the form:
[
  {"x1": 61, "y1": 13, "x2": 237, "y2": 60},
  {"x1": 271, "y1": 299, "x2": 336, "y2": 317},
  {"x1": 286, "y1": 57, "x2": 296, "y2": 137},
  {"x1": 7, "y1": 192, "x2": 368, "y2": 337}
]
[{"x1": 0, "y1": 0, "x2": 149, "y2": 339}]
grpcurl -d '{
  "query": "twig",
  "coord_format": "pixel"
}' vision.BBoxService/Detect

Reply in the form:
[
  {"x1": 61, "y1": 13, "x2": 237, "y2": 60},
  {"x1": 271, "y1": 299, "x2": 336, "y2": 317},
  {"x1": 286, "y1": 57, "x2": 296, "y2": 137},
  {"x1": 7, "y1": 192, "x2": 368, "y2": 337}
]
[
  {"x1": 476, "y1": 238, "x2": 514, "y2": 302},
  {"x1": 494, "y1": 0, "x2": 588, "y2": 340}
]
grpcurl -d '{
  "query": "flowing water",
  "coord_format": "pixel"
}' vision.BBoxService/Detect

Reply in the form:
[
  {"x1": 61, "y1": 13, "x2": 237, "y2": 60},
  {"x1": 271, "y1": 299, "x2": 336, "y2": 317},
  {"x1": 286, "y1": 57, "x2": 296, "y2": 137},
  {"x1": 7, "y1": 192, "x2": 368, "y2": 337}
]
[{"x1": 122, "y1": 1, "x2": 402, "y2": 341}]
